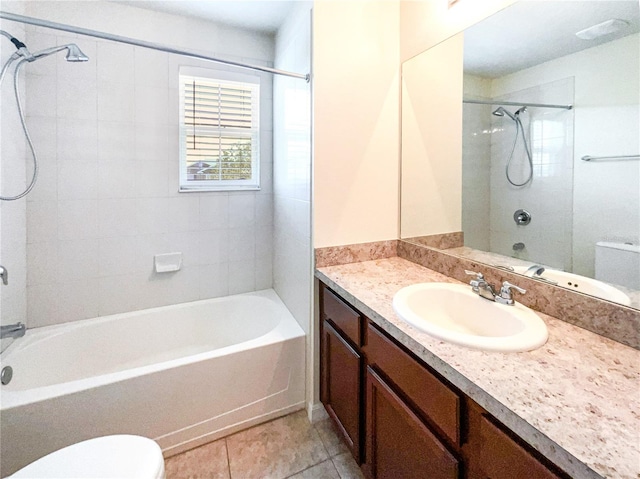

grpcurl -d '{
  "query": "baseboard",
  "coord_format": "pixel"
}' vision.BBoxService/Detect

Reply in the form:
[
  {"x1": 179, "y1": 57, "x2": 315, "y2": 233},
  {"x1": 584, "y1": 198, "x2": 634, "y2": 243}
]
[{"x1": 308, "y1": 401, "x2": 328, "y2": 423}]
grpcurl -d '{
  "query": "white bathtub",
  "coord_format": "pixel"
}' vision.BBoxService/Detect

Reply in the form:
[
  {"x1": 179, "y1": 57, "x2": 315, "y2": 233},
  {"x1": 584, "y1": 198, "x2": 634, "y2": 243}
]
[{"x1": 0, "y1": 289, "x2": 306, "y2": 477}]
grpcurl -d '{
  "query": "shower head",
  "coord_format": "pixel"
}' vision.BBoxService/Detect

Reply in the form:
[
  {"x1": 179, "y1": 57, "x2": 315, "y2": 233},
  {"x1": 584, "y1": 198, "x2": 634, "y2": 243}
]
[
  {"x1": 31, "y1": 43, "x2": 89, "y2": 62},
  {"x1": 492, "y1": 106, "x2": 517, "y2": 121},
  {"x1": 65, "y1": 44, "x2": 89, "y2": 62}
]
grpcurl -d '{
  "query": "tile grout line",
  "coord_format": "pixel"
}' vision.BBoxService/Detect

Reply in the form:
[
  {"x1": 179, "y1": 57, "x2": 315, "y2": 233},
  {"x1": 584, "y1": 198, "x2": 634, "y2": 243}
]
[{"x1": 224, "y1": 437, "x2": 233, "y2": 479}]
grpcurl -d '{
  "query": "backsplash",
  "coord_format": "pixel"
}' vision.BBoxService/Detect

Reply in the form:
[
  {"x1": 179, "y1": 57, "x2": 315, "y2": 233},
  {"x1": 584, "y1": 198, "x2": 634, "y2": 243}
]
[
  {"x1": 398, "y1": 240, "x2": 640, "y2": 350},
  {"x1": 314, "y1": 238, "x2": 640, "y2": 349}
]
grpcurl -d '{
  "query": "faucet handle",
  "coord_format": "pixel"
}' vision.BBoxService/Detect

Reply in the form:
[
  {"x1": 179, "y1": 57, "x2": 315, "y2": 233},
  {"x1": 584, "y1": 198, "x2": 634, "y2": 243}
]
[
  {"x1": 502, "y1": 281, "x2": 526, "y2": 295},
  {"x1": 496, "y1": 281, "x2": 527, "y2": 305},
  {"x1": 0, "y1": 265, "x2": 7, "y2": 286},
  {"x1": 464, "y1": 270, "x2": 484, "y2": 280}
]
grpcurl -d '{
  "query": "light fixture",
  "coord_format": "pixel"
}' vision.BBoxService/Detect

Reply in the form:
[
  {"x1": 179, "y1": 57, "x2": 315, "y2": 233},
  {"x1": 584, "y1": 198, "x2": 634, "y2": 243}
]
[{"x1": 576, "y1": 19, "x2": 629, "y2": 40}]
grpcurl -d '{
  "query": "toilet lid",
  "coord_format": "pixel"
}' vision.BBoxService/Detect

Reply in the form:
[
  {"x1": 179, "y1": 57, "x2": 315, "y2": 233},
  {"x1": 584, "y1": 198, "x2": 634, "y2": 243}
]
[{"x1": 10, "y1": 435, "x2": 165, "y2": 479}]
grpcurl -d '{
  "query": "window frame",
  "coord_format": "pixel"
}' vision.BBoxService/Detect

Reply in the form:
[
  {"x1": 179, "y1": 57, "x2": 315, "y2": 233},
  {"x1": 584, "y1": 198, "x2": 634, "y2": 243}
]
[{"x1": 178, "y1": 67, "x2": 261, "y2": 192}]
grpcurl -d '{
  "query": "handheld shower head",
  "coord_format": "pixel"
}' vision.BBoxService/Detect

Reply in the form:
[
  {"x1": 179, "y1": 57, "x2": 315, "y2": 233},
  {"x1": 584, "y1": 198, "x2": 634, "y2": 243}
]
[
  {"x1": 65, "y1": 44, "x2": 89, "y2": 62},
  {"x1": 31, "y1": 43, "x2": 89, "y2": 62},
  {"x1": 492, "y1": 106, "x2": 517, "y2": 121}
]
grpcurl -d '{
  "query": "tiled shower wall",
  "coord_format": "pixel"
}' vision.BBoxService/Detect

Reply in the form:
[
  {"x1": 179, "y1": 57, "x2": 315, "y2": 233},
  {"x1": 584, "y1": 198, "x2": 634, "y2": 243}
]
[
  {"x1": 273, "y1": 3, "x2": 312, "y2": 334},
  {"x1": 1, "y1": 1, "x2": 27, "y2": 352},
  {"x1": 488, "y1": 78, "x2": 574, "y2": 270},
  {"x1": 14, "y1": 1, "x2": 275, "y2": 328}
]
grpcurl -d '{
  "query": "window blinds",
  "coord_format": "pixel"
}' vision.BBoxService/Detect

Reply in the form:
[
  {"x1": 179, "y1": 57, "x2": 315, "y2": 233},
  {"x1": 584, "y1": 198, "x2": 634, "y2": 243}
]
[{"x1": 180, "y1": 74, "x2": 260, "y2": 185}]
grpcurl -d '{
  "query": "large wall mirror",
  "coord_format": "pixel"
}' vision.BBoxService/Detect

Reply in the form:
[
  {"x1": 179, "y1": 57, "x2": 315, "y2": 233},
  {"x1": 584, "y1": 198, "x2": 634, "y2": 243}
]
[{"x1": 401, "y1": 0, "x2": 640, "y2": 310}]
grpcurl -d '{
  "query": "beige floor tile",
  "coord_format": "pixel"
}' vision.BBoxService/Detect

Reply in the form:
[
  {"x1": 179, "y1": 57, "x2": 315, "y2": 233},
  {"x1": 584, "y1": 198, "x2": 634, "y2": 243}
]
[
  {"x1": 226, "y1": 410, "x2": 329, "y2": 479},
  {"x1": 164, "y1": 439, "x2": 230, "y2": 479},
  {"x1": 314, "y1": 419, "x2": 350, "y2": 458},
  {"x1": 331, "y1": 453, "x2": 365, "y2": 479},
  {"x1": 286, "y1": 460, "x2": 341, "y2": 479}
]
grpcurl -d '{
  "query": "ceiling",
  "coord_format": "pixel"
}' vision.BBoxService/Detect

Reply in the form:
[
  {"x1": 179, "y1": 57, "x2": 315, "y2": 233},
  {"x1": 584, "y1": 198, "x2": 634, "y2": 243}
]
[
  {"x1": 464, "y1": 1, "x2": 640, "y2": 78},
  {"x1": 112, "y1": 0, "x2": 297, "y2": 34}
]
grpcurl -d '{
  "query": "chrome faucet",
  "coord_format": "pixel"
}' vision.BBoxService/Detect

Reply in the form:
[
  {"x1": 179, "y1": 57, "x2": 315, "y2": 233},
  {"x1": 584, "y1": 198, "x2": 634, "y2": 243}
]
[
  {"x1": 465, "y1": 270, "x2": 497, "y2": 301},
  {"x1": 465, "y1": 270, "x2": 526, "y2": 305},
  {"x1": 0, "y1": 322, "x2": 26, "y2": 340},
  {"x1": 524, "y1": 264, "x2": 545, "y2": 277}
]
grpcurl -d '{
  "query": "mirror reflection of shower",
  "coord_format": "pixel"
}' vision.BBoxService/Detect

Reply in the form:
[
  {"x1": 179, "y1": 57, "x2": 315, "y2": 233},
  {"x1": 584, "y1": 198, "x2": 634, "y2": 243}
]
[
  {"x1": 492, "y1": 105, "x2": 533, "y2": 187},
  {"x1": 0, "y1": 30, "x2": 89, "y2": 201}
]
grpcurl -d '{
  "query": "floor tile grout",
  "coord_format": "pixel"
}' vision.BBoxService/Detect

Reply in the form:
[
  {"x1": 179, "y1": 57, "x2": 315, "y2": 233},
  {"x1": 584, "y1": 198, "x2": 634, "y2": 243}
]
[{"x1": 224, "y1": 437, "x2": 232, "y2": 479}]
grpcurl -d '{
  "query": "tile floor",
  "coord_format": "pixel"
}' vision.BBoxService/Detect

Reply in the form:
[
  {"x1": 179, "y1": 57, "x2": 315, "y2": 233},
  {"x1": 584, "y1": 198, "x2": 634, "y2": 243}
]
[{"x1": 164, "y1": 411, "x2": 365, "y2": 479}]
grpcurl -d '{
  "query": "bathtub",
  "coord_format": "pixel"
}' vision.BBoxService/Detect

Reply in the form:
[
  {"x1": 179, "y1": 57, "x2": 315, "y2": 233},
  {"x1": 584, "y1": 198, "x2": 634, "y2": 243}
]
[{"x1": 0, "y1": 289, "x2": 306, "y2": 477}]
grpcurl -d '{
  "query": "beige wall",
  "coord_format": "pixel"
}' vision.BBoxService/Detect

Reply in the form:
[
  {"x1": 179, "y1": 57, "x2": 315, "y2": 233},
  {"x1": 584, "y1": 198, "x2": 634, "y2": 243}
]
[
  {"x1": 400, "y1": 0, "x2": 517, "y2": 62},
  {"x1": 400, "y1": 33, "x2": 464, "y2": 238},
  {"x1": 312, "y1": 0, "x2": 400, "y2": 248}
]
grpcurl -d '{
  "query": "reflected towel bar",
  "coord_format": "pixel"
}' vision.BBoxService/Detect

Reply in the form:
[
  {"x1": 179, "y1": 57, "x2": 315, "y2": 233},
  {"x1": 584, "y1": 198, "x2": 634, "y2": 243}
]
[{"x1": 581, "y1": 154, "x2": 640, "y2": 161}]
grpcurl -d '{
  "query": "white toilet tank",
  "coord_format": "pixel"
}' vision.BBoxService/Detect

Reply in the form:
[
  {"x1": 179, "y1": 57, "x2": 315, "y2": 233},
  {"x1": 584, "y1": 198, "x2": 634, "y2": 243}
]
[{"x1": 595, "y1": 242, "x2": 640, "y2": 290}]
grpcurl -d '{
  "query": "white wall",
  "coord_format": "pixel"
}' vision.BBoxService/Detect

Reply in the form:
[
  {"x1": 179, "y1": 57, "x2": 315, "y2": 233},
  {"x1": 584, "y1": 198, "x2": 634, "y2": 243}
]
[
  {"x1": 0, "y1": 1, "x2": 28, "y2": 352},
  {"x1": 492, "y1": 34, "x2": 639, "y2": 277},
  {"x1": 2, "y1": 1, "x2": 276, "y2": 327},
  {"x1": 313, "y1": 0, "x2": 400, "y2": 248},
  {"x1": 401, "y1": 33, "x2": 464, "y2": 238},
  {"x1": 273, "y1": 1, "x2": 313, "y2": 409},
  {"x1": 400, "y1": 0, "x2": 517, "y2": 62}
]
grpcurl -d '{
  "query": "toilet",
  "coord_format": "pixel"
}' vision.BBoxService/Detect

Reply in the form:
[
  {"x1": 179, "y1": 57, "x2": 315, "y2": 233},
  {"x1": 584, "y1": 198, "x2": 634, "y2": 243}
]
[
  {"x1": 595, "y1": 241, "x2": 640, "y2": 290},
  {"x1": 9, "y1": 435, "x2": 165, "y2": 479}
]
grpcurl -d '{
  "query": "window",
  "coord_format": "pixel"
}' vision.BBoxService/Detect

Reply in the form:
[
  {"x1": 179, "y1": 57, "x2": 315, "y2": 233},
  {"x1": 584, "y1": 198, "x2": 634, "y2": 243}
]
[{"x1": 179, "y1": 68, "x2": 260, "y2": 191}]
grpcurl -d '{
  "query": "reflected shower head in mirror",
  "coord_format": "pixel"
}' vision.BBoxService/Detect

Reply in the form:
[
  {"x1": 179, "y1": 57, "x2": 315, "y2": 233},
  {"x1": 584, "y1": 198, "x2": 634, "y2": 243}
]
[{"x1": 492, "y1": 106, "x2": 517, "y2": 121}]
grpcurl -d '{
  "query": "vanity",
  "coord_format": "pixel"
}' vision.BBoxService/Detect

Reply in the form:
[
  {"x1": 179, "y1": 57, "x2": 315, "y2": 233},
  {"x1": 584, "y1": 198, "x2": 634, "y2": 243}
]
[{"x1": 316, "y1": 255, "x2": 639, "y2": 479}]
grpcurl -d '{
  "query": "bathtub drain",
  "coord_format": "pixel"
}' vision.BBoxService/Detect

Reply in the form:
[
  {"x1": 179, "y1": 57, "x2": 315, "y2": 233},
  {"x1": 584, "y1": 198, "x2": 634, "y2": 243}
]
[{"x1": 1, "y1": 366, "x2": 13, "y2": 385}]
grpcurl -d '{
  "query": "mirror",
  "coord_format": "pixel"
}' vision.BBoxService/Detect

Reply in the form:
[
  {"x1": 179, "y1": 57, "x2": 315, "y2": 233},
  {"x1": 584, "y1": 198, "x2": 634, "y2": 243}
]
[{"x1": 400, "y1": 0, "x2": 640, "y2": 310}]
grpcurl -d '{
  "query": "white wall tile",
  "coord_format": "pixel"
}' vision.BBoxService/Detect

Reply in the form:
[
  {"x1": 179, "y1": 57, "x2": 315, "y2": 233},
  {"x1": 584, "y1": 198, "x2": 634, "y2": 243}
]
[
  {"x1": 57, "y1": 79, "x2": 97, "y2": 120},
  {"x1": 27, "y1": 200, "x2": 57, "y2": 244},
  {"x1": 97, "y1": 41, "x2": 135, "y2": 85},
  {"x1": 228, "y1": 259, "x2": 255, "y2": 295},
  {"x1": 228, "y1": 227, "x2": 255, "y2": 262},
  {"x1": 98, "y1": 198, "x2": 137, "y2": 238},
  {"x1": 57, "y1": 278, "x2": 100, "y2": 322},
  {"x1": 197, "y1": 263, "x2": 229, "y2": 299},
  {"x1": 135, "y1": 160, "x2": 169, "y2": 197},
  {"x1": 57, "y1": 200, "x2": 99, "y2": 240},
  {"x1": 135, "y1": 198, "x2": 169, "y2": 235},
  {"x1": 98, "y1": 121, "x2": 135, "y2": 162},
  {"x1": 228, "y1": 194, "x2": 255, "y2": 228},
  {"x1": 57, "y1": 119, "x2": 98, "y2": 162},
  {"x1": 97, "y1": 81, "x2": 135, "y2": 122},
  {"x1": 27, "y1": 241, "x2": 58, "y2": 285},
  {"x1": 57, "y1": 239, "x2": 100, "y2": 282},
  {"x1": 22, "y1": 4, "x2": 278, "y2": 327},
  {"x1": 98, "y1": 161, "x2": 136, "y2": 199},
  {"x1": 27, "y1": 283, "x2": 59, "y2": 328},
  {"x1": 99, "y1": 236, "x2": 138, "y2": 276},
  {"x1": 199, "y1": 195, "x2": 229, "y2": 230},
  {"x1": 134, "y1": 85, "x2": 168, "y2": 125}
]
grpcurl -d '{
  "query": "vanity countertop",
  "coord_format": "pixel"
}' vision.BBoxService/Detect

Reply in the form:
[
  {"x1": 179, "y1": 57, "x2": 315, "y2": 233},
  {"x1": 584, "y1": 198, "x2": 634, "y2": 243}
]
[{"x1": 316, "y1": 256, "x2": 640, "y2": 479}]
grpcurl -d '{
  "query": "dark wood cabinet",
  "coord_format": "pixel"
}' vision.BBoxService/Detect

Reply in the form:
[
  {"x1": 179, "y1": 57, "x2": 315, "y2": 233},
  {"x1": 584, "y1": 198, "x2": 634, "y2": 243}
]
[
  {"x1": 321, "y1": 320, "x2": 363, "y2": 462},
  {"x1": 364, "y1": 367, "x2": 459, "y2": 479},
  {"x1": 318, "y1": 282, "x2": 570, "y2": 479}
]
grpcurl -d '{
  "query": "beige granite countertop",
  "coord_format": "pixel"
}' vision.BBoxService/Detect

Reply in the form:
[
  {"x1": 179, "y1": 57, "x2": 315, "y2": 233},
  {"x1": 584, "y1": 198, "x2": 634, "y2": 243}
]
[{"x1": 316, "y1": 257, "x2": 640, "y2": 479}]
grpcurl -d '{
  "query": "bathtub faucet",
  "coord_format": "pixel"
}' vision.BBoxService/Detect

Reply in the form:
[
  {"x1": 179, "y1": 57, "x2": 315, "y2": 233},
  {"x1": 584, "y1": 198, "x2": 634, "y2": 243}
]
[{"x1": 1, "y1": 322, "x2": 26, "y2": 340}]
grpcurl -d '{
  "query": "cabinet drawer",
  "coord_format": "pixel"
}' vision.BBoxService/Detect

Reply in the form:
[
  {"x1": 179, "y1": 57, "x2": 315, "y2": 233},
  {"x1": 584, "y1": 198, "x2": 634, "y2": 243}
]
[
  {"x1": 365, "y1": 322, "x2": 460, "y2": 446},
  {"x1": 322, "y1": 286, "x2": 362, "y2": 346},
  {"x1": 480, "y1": 415, "x2": 564, "y2": 479}
]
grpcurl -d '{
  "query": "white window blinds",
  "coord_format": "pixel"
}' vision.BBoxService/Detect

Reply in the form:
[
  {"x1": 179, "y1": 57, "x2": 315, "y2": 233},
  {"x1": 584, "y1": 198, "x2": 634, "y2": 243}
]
[{"x1": 179, "y1": 69, "x2": 260, "y2": 191}]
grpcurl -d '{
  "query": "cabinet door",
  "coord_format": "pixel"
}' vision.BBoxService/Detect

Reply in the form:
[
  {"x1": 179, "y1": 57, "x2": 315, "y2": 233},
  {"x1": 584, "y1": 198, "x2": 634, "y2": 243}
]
[
  {"x1": 365, "y1": 367, "x2": 459, "y2": 479},
  {"x1": 321, "y1": 320, "x2": 362, "y2": 463},
  {"x1": 479, "y1": 416, "x2": 565, "y2": 479}
]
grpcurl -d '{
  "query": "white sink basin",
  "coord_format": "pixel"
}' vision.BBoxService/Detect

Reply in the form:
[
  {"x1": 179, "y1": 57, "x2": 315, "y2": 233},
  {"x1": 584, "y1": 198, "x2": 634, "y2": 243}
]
[
  {"x1": 392, "y1": 283, "x2": 548, "y2": 352},
  {"x1": 512, "y1": 267, "x2": 631, "y2": 306}
]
